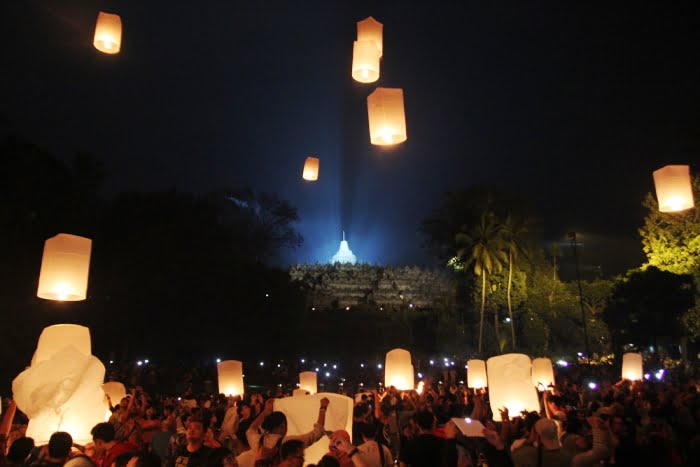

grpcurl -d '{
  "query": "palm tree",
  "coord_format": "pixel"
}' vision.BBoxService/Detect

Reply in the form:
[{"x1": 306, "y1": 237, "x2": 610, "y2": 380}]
[
  {"x1": 502, "y1": 215, "x2": 529, "y2": 349},
  {"x1": 456, "y1": 212, "x2": 507, "y2": 353}
]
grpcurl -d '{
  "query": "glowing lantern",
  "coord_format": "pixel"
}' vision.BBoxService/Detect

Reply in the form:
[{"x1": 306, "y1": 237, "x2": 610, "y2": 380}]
[
  {"x1": 274, "y1": 392, "x2": 353, "y2": 465},
  {"x1": 12, "y1": 324, "x2": 106, "y2": 445},
  {"x1": 102, "y1": 382, "x2": 126, "y2": 420},
  {"x1": 622, "y1": 353, "x2": 643, "y2": 381},
  {"x1": 367, "y1": 88, "x2": 407, "y2": 145},
  {"x1": 531, "y1": 358, "x2": 554, "y2": 390},
  {"x1": 292, "y1": 389, "x2": 310, "y2": 397},
  {"x1": 352, "y1": 41, "x2": 380, "y2": 83},
  {"x1": 302, "y1": 157, "x2": 320, "y2": 181},
  {"x1": 93, "y1": 12, "x2": 122, "y2": 54},
  {"x1": 384, "y1": 348, "x2": 414, "y2": 390},
  {"x1": 217, "y1": 360, "x2": 244, "y2": 396},
  {"x1": 653, "y1": 165, "x2": 695, "y2": 212},
  {"x1": 357, "y1": 17, "x2": 383, "y2": 56},
  {"x1": 37, "y1": 233, "x2": 92, "y2": 301},
  {"x1": 299, "y1": 371, "x2": 318, "y2": 394},
  {"x1": 486, "y1": 353, "x2": 539, "y2": 421},
  {"x1": 467, "y1": 359, "x2": 487, "y2": 389}
]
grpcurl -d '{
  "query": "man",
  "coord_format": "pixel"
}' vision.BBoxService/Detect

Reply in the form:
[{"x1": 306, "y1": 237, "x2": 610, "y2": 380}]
[
  {"x1": 35, "y1": 432, "x2": 74, "y2": 467},
  {"x1": 511, "y1": 418, "x2": 572, "y2": 467},
  {"x1": 91, "y1": 423, "x2": 139, "y2": 467},
  {"x1": 171, "y1": 418, "x2": 225, "y2": 467},
  {"x1": 398, "y1": 410, "x2": 456, "y2": 467},
  {"x1": 357, "y1": 424, "x2": 393, "y2": 467},
  {"x1": 278, "y1": 440, "x2": 305, "y2": 467}
]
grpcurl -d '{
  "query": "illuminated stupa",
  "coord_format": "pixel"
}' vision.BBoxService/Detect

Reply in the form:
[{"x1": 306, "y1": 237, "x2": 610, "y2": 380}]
[{"x1": 331, "y1": 231, "x2": 357, "y2": 264}]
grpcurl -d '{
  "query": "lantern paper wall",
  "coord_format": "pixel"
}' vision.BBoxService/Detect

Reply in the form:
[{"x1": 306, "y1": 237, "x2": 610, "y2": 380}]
[
  {"x1": 367, "y1": 88, "x2": 407, "y2": 145},
  {"x1": 302, "y1": 157, "x2": 320, "y2": 181},
  {"x1": 37, "y1": 233, "x2": 92, "y2": 301},
  {"x1": 299, "y1": 371, "x2": 318, "y2": 394},
  {"x1": 385, "y1": 348, "x2": 414, "y2": 390},
  {"x1": 103, "y1": 382, "x2": 126, "y2": 420},
  {"x1": 357, "y1": 17, "x2": 383, "y2": 56},
  {"x1": 622, "y1": 353, "x2": 643, "y2": 381},
  {"x1": 93, "y1": 12, "x2": 122, "y2": 54},
  {"x1": 531, "y1": 358, "x2": 554, "y2": 390},
  {"x1": 292, "y1": 389, "x2": 310, "y2": 397},
  {"x1": 217, "y1": 360, "x2": 244, "y2": 396},
  {"x1": 487, "y1": 354, "x2": 539, "y2": 421},
  {"x1": 653, "y1": 165, "x2": 695, "y2": 212},
  {"x1": 274, "y1": 393, "x2": 353, "y2": 465},
  {"x1": 352, "y1": 40, "x2": 380, "y2": 83},
  {"x1": 467, "y1": 359, "x2": 487, "y2": 389},
  {"x1": 12, "y1": 325, "x2": 106, "y2": 445}
]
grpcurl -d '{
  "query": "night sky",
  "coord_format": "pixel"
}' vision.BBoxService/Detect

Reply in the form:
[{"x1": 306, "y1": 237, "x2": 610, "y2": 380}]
[{"x1": 2, "y1": 0, "x2": 699, "y2": 273}]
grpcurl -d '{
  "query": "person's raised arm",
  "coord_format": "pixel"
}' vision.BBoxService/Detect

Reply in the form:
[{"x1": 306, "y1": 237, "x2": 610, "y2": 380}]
[
  {"x1": 249, "y1": 398, "x2": 274, "y2": 433},
  {"x1": 316, "y1": 397, "x2": 330, "y2": 427}
]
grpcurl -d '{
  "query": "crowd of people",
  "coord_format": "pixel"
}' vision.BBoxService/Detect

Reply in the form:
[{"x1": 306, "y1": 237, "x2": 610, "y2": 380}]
[{"x1": 1, "y1": 362, "x2": 700, "y2": 466}]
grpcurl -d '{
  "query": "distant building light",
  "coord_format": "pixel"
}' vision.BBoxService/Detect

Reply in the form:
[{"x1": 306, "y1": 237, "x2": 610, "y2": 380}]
[{"x1": 556, "y1": 360, "x2": 568, "y2": 367}]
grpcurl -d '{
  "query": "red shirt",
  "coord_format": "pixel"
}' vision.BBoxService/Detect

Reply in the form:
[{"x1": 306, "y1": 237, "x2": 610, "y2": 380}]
[{"x1": 101, "y1": 441, "x2": 139, "y2": 467}]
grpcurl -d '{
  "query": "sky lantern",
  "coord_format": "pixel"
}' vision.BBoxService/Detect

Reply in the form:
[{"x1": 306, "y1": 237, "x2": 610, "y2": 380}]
[
  {"x1": 93, "y1": 12, "x2": 122, "y2": 54},
  {"x1": 12, "y1": 325, "x2": 106, "y2": 445},
  {"x1": 274, "y1": 393, "x2": 353, "y2": 465},
  {"x1": 384, "y1": 348, "x2": 414, "y2": 390},
  {"x1": 531, "y1": 357, "x2": 554, "y2": 390},
  {"x1": 352, "y1": 40, "x2": 381, "y2": 83},
  {"x1": 487, "y1": 354, "x2": 539, "y2": 421},
  {"x1": 299, "y1": 371, "x2": 318, "y2": 394},
  {"x1": 622, "y1": 353, "x2": 643, "y2": 381},
  {"x1": 367, "y1": 87, "x2": 407, "y2": 145},
  {"x1": 37, "y1": 233, "x2": 92, "y2": 301},
  {"x1": 652, "y1": 165, "x2": 695, "y2": 212},
  {"x1": 467, "y1": 359, "x2": 487, "y2": 389},
  {"x1": 357, "y1": 17, "x2": 383, "y2": 56},
  {"x1": 217, "y1": 360, "x2": 244, "y2": 396},
  {"x1": 302, "y1": 157, "x2": 320, "y2": 181}
]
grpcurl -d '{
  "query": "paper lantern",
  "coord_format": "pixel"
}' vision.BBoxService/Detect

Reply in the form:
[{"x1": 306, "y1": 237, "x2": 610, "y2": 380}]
[
  {"x1": 299, "y1": 371, "x2": 318, "y2": 394},
  {"x1": 367, "y1": 88, "x2": 407, "y2": 145},
  {"x1": 13, "y1": 325, "x2": 106, "y2": 445},
  {"x1": 352, "y1": 40, "x2": 380, "y2": 83},
  {"x1": 653, "y1": 165, "x2": 695, "y2": 212},
  {"x1": 486, "y1": 353, "x2": 539, "y2": 421},
  {"x1": 302, "y1": 157, "x2": 320, "y2": 181},
  {"x1": 467, "y1": 359, "x2": 487, "y2": 389},
  {"x1": 37, "y1": 233, "x2": 92, "y2": 301},
  {"x1": 357, "y1": 17, "x2": 383, "y2": 56},
  {"x1": 531, "y1": 358, "x2": 554, "y2": 390},
  {"x1": 217, "y1": 360, "x2": 244, "y2": 396},
  {"x1": 292, "y1": 389, "x2": 310, "y2": 397},
  {"x1": 622, "y1": 353, "x2": 643, "y2": 381},
  {"x1": 384, "y1": 348, "x2": 414, "y2": 390},
  {"x1": 102, "y1": 382, "x2": 126, "y2": 420},
  {"x1": 93, "y1": 12, "x2": 122, "y2": 54},
  {"x1": 274, "y1": 393, "x2": 353, "y2": 465}
]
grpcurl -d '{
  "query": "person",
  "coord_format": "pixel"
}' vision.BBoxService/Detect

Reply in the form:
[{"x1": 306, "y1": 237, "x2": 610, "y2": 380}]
[
  {"x1": 6, "y1": 436, "x2": 34, "y2": 466},
  {"x1": 277, "y1": 440, "x2": 304, "y2": 467},
  {"x1": 356, "y1": 424, "x2": 392, "y2": 467},
  {"x1": 511, "y1": 418, "x2": 572, "y2": 467},
  {"x1": 34, "y1": 432, "x2": 74, "y2": 467},
  {"x1": 91, "y1": 422, "x2": 139, "y2": 467},
  {"x1": 323, "y1": 430, "x2": 353, "y2": 467},
  {"x1": 398, "y1": 410, "x2": 456, "y2": 467},
  {"x1": 171, "y1": 418, "x2": 224, "y2": 467}
]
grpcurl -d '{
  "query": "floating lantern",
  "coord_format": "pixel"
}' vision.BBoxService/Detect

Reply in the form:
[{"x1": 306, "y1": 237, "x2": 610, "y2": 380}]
[
  {"x1": 622, "y1": 353, "x2": 643, "y2": 381},
  {"x1": 352, "y1": 40, "x2": 380, "y2": 83},
  {"x1": 487, "y1": 353, "x2": 539, "y2": 421},
  {"x1": 37, "y1": 233, "x2": 92, "y2": 301},
  {"x1": 302, "y1": 157, "x2": 320, "y2": 181},
  {"x1": 93, "y1": 12, "x2": 122, "y2": 54},
  {"x1": 299, "y1": 371, "x2": 318, "y2": 394},
  {"x1": 531, "y1": 358, "x2": 554, "y2": 390},
  {"x1": 217, "y1": 360, "x2": 244, "y2": 396},
  {"x1": 13, "y1": 325, "x2": 106, "y2": 445},
  {"x1": 653, "y1": 165, "x2": 695, "y2": 212},
  {"x1": 367, "y1": 88, "x2": 407, "y2": 145},
  {"x1": 467, "y1": 359, "x2": 487, "y2": 389},
  {"x1": 384, "y1": 348, "x2": 414, "y2": 390},
  {"x1": 357, "y1": 17, "x2": 383, "y2": 56},
  {"x1": 102, "y1": 382, "x2": 126, "y2": 420},
  {"x1": 274, "y1": 393, "x2": 353, "y2": 465}
]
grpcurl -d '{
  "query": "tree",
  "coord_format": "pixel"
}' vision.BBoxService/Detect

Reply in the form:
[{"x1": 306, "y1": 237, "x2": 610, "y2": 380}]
[
  {"x1": 456, "y1": 212, "x2": 508, "y2": 353},
  {"x1": 602, "y1": 267, "x2": 694, "y2": 359},
  {"x1": 501, "y1": 215, "x2": 530, "y2": 349}
]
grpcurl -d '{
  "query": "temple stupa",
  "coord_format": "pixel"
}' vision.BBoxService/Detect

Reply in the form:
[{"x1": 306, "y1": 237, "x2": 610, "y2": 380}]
[{"x1": 331, "y1": 231, "x2": 357, "y2": 264}]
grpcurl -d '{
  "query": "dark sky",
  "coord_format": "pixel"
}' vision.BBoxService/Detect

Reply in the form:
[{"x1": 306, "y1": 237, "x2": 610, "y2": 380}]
[{"x1": 2, "y1": 0, "x2": 699, "y2": 273}]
